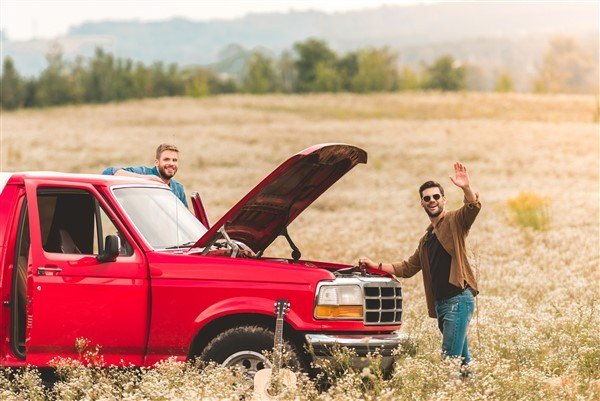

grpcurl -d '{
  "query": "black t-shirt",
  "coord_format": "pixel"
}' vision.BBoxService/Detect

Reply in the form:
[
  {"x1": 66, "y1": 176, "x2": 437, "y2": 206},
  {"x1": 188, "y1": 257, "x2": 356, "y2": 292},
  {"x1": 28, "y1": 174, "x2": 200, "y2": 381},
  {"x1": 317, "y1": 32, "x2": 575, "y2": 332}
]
[{"x1": 426, "y1": 230, "x2": 463, "y2": 300}]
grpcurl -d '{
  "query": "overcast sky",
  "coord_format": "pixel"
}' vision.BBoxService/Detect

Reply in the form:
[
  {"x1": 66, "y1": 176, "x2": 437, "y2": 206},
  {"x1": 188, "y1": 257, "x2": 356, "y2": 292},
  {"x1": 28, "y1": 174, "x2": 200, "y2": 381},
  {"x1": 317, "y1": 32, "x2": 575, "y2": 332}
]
[{"x1": 1, "y1": 0, "x2": 436, "y2": 41}]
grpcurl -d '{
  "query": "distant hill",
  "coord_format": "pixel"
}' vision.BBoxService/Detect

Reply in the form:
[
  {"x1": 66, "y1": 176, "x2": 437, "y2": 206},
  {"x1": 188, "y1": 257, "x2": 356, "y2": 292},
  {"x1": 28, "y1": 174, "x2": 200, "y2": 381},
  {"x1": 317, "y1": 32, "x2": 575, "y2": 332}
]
[{"x1": 2, "y1": 1, "x2": 598, "y2": 90}]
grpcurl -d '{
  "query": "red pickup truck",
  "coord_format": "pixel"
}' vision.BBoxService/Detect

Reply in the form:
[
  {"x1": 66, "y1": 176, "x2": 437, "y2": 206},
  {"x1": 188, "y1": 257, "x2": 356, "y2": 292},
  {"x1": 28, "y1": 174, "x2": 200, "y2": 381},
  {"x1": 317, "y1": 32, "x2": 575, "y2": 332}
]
[{"x1": 0, "y1": 144, "x2": 403, "y2": 375}]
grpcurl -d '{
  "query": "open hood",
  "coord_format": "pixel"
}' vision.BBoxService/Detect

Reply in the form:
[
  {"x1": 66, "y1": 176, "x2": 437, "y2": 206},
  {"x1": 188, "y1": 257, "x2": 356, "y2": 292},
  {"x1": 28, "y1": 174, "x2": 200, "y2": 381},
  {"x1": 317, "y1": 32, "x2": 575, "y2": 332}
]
[{"x1": 192, "y1": 143, "x2": 367, "y2": 253}]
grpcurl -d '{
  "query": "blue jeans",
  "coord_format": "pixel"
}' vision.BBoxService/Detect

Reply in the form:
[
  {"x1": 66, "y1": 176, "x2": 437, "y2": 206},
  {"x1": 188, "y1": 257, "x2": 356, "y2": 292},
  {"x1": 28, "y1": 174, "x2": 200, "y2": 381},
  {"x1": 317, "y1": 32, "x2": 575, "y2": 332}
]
[{"x1": 435, "y1": 288, "x2": 475, "y2": 365}]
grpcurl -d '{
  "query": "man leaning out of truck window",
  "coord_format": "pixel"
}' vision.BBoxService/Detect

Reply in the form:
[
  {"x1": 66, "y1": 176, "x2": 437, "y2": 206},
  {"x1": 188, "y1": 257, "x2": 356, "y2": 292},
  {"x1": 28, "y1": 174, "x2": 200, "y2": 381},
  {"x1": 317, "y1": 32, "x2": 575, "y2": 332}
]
[{"x1": 102, "y1": 143, "x2": 188, "y2": 207}]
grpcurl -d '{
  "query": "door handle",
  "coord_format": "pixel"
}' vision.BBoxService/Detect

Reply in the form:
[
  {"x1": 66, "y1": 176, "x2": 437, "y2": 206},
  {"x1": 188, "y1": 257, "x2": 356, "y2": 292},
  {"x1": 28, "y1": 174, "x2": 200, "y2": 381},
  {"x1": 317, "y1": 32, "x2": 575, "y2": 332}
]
[{"x1": 37, "y1": 267, "x2": 62, "y2": 276}]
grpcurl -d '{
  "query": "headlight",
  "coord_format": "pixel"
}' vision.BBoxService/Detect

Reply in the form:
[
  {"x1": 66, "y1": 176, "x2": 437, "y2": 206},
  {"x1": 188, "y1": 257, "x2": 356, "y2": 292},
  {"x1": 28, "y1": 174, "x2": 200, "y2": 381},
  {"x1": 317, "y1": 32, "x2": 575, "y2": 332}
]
[{"x1": 315, "y1": 285, "x2": 363, "y2": 319}]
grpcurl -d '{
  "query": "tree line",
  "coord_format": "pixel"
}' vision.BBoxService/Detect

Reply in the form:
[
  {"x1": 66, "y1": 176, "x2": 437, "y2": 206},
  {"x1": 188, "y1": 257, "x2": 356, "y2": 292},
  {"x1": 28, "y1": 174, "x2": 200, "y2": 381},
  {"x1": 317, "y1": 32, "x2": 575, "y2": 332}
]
[{"x1": 1, "y1": 36, "x2": 596, "y2": 110}]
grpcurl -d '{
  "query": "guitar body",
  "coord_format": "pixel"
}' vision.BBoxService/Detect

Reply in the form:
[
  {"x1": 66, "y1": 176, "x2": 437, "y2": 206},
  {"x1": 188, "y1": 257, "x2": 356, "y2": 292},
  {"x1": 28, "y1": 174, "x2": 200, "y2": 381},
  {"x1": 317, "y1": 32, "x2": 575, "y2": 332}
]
[{"x1": 253, "y1": 368, "x2": 297, "y2": 400}]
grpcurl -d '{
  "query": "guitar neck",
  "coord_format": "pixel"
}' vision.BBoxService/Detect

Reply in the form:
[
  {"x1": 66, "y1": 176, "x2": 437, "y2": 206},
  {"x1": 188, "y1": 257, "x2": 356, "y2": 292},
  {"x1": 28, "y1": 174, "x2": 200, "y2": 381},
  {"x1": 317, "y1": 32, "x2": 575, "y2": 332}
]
[
  {"x1": 272, "y1": 299, "x2": 289, "y2": 376},
  {"x1": 273, "y1": 313, "x2": 284, "y2": 375}
]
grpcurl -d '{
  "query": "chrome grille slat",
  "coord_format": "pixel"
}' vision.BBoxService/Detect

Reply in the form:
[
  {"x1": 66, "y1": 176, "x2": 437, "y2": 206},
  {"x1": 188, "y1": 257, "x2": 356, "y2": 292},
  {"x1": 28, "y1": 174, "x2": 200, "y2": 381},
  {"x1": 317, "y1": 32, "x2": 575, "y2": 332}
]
[{"x1": 363, "y1": 282, "x2": 402, "y2": 325}]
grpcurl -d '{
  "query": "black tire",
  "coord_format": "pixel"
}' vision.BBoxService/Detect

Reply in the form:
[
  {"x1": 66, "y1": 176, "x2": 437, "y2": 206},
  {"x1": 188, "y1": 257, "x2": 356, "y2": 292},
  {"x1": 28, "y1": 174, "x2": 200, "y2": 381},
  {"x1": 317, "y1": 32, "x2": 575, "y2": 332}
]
[{"x1": 199, "y1": 325, "x2": 304, "y2": 376}]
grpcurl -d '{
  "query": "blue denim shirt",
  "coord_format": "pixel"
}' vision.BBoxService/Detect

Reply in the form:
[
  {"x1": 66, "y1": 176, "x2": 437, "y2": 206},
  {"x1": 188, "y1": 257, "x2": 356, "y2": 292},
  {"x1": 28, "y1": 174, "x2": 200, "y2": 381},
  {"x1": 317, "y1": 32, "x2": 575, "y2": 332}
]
[{"x1": 102, "y1": 166, "x2": 188, "y2": 207}]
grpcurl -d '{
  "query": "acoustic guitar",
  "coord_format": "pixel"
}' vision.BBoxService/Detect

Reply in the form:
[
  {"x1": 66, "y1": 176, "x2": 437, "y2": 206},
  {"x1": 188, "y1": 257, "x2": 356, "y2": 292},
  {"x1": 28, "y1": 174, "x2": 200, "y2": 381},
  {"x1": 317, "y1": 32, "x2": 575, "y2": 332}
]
[{"x1": 253, "y1": 299, "x2": 297, "y2": 400}]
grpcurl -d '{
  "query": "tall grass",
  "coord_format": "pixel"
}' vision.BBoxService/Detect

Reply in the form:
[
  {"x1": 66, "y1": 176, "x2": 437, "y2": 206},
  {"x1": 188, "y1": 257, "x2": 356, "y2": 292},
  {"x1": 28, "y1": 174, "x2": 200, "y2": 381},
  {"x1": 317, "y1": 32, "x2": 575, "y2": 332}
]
[
  {"x1": 1, "y1": 92, "x2": 598, "y2": 400},
  {"x1": 507, "y1": 191, "x2": 551, "y2": 231}
]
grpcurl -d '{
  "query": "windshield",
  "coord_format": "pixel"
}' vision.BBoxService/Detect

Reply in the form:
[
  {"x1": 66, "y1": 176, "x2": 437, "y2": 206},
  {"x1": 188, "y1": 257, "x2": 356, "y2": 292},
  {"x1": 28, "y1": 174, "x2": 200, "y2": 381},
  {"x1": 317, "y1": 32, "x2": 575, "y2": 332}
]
[{"x1": 113, "y1": 187, "x2": 207, "y2": 249}]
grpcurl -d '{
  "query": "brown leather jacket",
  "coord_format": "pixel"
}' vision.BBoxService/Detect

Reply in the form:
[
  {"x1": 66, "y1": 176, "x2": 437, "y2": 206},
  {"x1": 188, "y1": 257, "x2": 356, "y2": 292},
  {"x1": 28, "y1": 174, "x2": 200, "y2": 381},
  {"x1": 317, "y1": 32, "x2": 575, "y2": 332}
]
[{"x1": 392, "y1": 194, "x2": 481, "y2": 318}]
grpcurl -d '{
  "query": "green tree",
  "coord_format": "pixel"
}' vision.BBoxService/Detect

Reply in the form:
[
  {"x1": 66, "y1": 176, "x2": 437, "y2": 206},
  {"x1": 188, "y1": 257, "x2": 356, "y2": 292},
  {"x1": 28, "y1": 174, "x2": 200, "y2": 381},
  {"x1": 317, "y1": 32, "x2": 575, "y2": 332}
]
[
  {"x1": 278, "y1": 50, "x2": 296, "y2": 93},
  {"x1": 183, "y1": 67, "x2": 237, "y2": 97},
  {"x1": 36, "y1": 45, "x2": 74, "y2": 106},
  {"x1": 1, "y1": 57, "x2": 24, "y2": 109},
  {"x1": 114, "y1": 58, "x2": 136, "y2": 101},
  {"x1": 424, "y1": 55, "x2": 466, "y2": 91},
  {"x1": 183, "y1": 68, "x2": 211, "y2": 97},
  {"x1": 132, "y1": 62, "x2": 151, "y2": 98},
  {"x1": 243, "y1": 52, "x2": 277, "y2": 94},
  {"x1": 293, "y1": 39, "x2": 338, "y2": 92},
  {"x1": 397, "y1": 66, "x2": 421, "y2": 90},
  {"x1": 337, "y1": 52, "x2": 359, "y2": 91},
  {"x1": 22, "y1": 79, "x2": 39, "y2": 108},
  {"x1": 150, "y1": 62, "x2": 183, "y2": 97},
  {"x1": 351, "y1": 47, "x2": 398, "y2": 93},
  {"x1": 534, "y1": 36, "x2": 595, "y2": 94},
  {"x1": 70, "y1": 56, "x2": 88, "y2": 104},
  {"x1": 313, "y1": 61, "x2": 342, "y2": 92},
  {"x1": 494, "y1": 73, "x2": 514, "y2": 92},
  {"x1": 212, "y1": 74, "x2": 238, "y2": 94},
  {"x1": 86, "y1": 47, "x2": 116, "y2": 102},
  {"x1": 165, "y1": 63, "x2": 185, "y2": 96}
]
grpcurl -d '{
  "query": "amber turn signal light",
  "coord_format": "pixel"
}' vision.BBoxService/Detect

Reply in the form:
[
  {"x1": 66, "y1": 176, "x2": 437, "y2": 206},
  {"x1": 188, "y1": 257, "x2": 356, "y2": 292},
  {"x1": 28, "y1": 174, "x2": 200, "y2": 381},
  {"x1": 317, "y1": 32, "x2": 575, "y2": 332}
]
[{"x1": 315, "y1": 305, "x2": 363, "y2": 319}]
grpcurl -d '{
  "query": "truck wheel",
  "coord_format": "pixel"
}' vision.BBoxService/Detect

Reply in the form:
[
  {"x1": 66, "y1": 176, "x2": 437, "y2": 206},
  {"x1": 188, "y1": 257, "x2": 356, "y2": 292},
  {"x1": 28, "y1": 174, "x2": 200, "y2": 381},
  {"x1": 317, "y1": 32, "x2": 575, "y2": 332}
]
[{"x1": 199, "y1": 325, "x2": 303, "y2": 376}]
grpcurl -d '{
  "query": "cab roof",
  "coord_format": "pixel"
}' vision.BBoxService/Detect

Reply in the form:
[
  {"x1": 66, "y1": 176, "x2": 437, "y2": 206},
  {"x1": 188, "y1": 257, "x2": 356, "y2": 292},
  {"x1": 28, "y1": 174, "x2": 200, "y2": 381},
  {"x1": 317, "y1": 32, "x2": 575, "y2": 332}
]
[{"x1": 1, "y1": 171, "x2": 167, "y2": 193}]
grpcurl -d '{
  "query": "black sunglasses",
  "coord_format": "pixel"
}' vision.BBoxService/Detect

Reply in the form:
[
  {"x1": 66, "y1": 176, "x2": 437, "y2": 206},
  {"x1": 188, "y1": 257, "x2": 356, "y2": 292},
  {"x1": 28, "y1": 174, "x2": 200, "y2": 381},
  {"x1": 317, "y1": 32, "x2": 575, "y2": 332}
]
[{"x1": 422, "y1": 194, "x2": 441, "y2": 202}]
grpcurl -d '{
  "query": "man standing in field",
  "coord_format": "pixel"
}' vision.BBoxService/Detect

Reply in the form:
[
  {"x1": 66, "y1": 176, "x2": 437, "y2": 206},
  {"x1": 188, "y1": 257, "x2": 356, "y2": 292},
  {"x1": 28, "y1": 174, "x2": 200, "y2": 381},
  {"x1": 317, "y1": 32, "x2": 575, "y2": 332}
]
[
  {"x1": 360, "y1": 162, "x2": 481, "y2": 371},
  {"x1": 102, "y1": 143, "x2": 188, "y2": 207}
]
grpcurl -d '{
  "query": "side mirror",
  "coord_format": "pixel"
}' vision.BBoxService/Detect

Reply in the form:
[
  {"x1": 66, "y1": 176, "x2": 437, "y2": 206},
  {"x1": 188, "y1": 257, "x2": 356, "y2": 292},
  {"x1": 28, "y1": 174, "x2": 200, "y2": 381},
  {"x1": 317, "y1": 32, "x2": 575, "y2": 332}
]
[{"x1": 97, "y1": 235, "x2": 121, "y2": 263}]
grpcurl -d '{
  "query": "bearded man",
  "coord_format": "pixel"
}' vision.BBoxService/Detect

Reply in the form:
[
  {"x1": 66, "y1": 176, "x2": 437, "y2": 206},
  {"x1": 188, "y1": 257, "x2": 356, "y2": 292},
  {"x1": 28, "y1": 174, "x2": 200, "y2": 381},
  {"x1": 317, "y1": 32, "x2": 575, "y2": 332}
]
[
  {"x1": 102, "y1": 143, "x2": 188, "y2": 207},
  {"x1": 360, "y1": 162, "x2": 481, "y2": 371}
]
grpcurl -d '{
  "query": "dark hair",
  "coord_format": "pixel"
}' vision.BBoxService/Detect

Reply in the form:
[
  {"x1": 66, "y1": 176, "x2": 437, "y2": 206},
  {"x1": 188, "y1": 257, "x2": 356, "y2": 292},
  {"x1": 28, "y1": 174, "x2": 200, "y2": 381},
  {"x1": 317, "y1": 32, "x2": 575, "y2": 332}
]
[
  {"x1": 155, "y1": 143, "x2": 179, "y2": 159},
  {"x1": 419, "y1": 181, "x2": 444, "y2": 198}
]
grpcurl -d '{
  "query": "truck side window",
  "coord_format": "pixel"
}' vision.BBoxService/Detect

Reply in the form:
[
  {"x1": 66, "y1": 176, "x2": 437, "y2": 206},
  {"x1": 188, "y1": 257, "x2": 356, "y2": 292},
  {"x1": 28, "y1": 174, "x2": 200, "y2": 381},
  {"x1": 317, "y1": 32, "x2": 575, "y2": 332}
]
[
  {"x1": 37, "y1": 189, "x2": 132, "y2": 256},
  {"x1": 93, "y1": 201, "x2": 134, "y2": 256}
]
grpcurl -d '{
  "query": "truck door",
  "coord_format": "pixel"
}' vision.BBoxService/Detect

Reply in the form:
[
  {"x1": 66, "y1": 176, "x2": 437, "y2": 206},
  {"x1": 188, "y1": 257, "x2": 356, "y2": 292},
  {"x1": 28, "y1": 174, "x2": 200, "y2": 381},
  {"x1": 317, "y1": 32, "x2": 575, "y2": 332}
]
[
  {"x1": 191, "y1": 192, "x2": 210, "y2": 229},
  {"x1": 24, "y1": 179, "x2": 149, "y2": 366}
]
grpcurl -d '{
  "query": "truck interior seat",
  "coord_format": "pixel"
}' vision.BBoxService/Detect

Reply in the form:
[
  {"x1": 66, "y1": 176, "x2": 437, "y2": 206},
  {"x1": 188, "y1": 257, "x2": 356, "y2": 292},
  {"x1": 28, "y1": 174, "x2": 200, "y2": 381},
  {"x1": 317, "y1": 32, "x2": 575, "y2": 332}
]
[{"x1": 59, "y1": 229, "x2": 82, "y2": 254}]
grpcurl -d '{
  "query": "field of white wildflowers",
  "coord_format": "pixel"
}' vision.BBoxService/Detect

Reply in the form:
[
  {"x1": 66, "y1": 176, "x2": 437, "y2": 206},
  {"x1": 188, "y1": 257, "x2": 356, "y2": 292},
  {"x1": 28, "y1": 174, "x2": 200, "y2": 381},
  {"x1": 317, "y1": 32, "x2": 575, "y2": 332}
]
[{"x1": 1, "y1": 92, "x2": 598, "y2": 400}]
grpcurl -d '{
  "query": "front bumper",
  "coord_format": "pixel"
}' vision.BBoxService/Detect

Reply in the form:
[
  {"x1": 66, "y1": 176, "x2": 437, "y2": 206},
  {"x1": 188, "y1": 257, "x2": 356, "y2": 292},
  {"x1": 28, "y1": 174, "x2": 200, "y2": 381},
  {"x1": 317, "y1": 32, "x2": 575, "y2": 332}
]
[{"x1": 305, "y1": 332, "x2": 406, "y2": 370}]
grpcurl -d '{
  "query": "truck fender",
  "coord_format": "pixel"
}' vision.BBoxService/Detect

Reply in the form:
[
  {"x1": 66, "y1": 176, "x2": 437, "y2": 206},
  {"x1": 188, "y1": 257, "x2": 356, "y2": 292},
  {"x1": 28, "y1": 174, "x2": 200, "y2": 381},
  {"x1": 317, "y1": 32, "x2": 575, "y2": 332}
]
[{"x1": 192, "y1": 296, "x2": 303, "y2": 333}]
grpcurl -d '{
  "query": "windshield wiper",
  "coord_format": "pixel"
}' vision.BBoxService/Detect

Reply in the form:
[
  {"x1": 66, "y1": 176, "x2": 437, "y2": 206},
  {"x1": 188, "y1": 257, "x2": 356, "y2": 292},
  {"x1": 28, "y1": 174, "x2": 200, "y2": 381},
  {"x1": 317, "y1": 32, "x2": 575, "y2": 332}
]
[{"x1": 165, "y1": 241, "x2": 197, "y2": 249}]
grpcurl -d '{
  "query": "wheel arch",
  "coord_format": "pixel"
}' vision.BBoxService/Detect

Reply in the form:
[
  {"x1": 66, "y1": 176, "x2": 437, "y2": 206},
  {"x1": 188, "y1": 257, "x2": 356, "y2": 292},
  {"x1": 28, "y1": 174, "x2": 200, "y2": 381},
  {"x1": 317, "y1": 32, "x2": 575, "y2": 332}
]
[{"x1": 187, "y1": 313, "x2": 308, "y2": 363}]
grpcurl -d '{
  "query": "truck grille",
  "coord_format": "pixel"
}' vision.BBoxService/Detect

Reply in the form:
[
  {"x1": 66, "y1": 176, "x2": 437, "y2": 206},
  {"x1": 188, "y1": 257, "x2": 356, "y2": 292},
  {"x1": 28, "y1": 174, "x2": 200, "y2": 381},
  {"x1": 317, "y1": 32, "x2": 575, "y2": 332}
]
[{"x1": 363, "y1": 282, "x2": 402, "y2": 325}]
